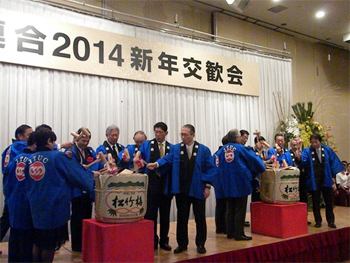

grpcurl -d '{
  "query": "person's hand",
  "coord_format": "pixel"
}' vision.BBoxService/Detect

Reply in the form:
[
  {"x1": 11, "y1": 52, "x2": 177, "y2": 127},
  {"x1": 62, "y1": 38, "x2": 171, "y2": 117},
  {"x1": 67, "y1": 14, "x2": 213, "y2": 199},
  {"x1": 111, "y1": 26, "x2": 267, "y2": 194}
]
[
  {"x1": 147, "y1": 163, "x2": 157, "y2": 170},
  {"x1": 65, "y1": 150, "x2": 72, "y2": 158},
  {"x1": 60, "y1": 141, "x2": 74, "y2": 149},
  {"x1": 122, "y1": 149, "x2": 130, "y2": 162},
  {"x1": 203, "y1": 188, "x2": 210, "y2": 199}
]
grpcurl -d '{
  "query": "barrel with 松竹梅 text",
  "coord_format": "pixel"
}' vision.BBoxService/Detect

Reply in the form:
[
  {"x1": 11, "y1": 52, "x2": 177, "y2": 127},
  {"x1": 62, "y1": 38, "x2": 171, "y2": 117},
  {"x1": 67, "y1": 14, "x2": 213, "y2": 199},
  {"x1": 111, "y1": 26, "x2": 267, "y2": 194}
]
[
  {"x1": 95, "y1": 172, "x2": 148, "y2": 223},
  {"x1": 260, "y1": 167, "x2": 300, "y2": 204}
]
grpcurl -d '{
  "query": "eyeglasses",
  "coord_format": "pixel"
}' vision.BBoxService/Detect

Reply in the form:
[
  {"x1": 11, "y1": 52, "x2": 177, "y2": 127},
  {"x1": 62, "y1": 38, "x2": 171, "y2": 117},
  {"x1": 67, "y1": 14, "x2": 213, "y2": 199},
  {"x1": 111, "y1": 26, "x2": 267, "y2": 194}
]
[{"x1": 179, "y1": 133, "x2": 192, "y2": 137}]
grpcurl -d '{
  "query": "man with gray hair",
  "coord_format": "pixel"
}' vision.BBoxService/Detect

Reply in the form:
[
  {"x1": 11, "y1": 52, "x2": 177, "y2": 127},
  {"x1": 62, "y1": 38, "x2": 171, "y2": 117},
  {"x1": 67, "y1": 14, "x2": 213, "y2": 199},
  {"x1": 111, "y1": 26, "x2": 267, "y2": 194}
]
[
  {"x1": 96, "y1": 125, "x2": 125, "y2": 164},
  {"x1": 214, "y1": 129, "x2": 265, "y2": 240}
]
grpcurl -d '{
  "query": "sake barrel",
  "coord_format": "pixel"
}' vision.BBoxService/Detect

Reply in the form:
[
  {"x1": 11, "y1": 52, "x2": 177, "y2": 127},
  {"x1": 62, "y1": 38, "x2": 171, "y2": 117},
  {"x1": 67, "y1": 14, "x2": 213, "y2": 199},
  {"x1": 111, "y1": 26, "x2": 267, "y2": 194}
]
[
  {"x1": 95, "y1": 172, "x2": 148, "y2": 223},
  {"x1": 260, "y1": 167, "x2": 300, "y2": 204}
]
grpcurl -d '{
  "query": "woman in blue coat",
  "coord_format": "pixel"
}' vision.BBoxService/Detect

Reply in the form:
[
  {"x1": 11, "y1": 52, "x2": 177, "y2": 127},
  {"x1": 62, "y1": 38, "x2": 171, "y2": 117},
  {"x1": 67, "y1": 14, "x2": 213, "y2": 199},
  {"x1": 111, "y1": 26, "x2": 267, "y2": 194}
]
[{"x1": 25, "y1": 129, "x2": 98, "y2": 262}]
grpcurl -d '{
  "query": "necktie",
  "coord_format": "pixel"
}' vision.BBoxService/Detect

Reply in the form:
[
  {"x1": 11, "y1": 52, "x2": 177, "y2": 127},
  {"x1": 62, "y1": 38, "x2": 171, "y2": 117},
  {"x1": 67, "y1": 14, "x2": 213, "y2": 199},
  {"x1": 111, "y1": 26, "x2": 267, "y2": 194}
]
[
  {"x1": 159, "y1": 143, "x2": 164, "y2": 158},
  {"x1": 81, "y1": 149, "x2": 85, "y2": 160},
  {"x1": 112, "y1": 145, "x2": 117, "y2": 155},
  {"x1": 317, "y1": 149, "x2": 322, "y2": 163},
  {"x1": 187, "y1": 146, "x2": 192, "y2": 159}
]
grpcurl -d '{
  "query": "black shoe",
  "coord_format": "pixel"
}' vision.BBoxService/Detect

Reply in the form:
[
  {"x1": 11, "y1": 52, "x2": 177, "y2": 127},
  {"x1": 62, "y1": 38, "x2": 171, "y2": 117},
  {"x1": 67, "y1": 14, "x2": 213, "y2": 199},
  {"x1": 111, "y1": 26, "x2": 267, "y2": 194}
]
[
  {"x1": 160, "y1": 243, "x2": 172, "y2": 251},
  {"x1": 227, "y1": 235, "x2": 234, "y2": 239},
  {"x1": 174, "y1": 246, "x2": 187, "y2": 254},
  {"x1": 308, "y1": 221, "x2": 311, "y2": 225},
  {"x1": 315, "y1": 223, "x2": 322, "y2": 228},
  {"x1": 235, "y1": 235, "x2": 252, "y2": 241},
  {"x1": 244, "y1": 221, "x2": 250, "y2": 227},
  {"x1": 197, "y1": 245, "x2": 206, "y2": 254},
  {"x1": 328, "y1": 223, "x2": 337, "y2": 228}
]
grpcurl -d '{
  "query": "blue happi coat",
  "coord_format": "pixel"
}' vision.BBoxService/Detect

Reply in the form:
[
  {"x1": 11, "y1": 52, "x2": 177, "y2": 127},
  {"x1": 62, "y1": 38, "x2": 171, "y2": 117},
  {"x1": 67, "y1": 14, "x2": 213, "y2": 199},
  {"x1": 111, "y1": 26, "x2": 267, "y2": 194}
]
[
  {"x1": 3, "y1": 150, "x2": 33, "y2": 229},
  {"x1": 96, "y1": 142, "x2": 125, "y2": 162},
  {"x1": 214, "y1": 143, "x2": 265, "y2": 198},
  {"x1": 157, "y1": 142, "x2": 215, "y2": 200},
  {"x1": 267, "y1": 147, "x2": 293, "y2": 167},
  {"x1": 300, "y1": 145, "x2": 343, "y2": 191},
  {"x1": 138, "y1": 139, "x2": 173, "y2": 195},
  {"x1": 69, "y1": 146, "x2": 100, "y2": 199},
  {"x1": 25, "y1": 150, "x2": 94, "y2": 230},
  {"x1": 2, "y1": 141, "x2": 27, "y2": 170}
]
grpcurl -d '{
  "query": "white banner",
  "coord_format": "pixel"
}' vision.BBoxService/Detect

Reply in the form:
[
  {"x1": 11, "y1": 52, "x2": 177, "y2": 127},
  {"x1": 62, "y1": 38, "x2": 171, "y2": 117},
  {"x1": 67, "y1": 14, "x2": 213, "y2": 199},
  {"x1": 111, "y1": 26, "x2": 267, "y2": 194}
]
[{"x1": 0, "y1": 8, "x2": 260, "y2": 96}]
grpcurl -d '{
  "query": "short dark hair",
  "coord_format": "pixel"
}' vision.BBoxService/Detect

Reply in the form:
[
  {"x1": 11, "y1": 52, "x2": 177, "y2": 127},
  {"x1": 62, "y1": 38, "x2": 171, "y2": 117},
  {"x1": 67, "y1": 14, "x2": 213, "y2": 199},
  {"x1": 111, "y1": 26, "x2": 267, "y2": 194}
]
[
  {"x1": 153, "y1": 122, "x2": 168, "y2": 132},
  {"x1": 27, "y1": 132, "x2": 36, "y2": 147},
  {"x1": 275, "y1": 133, "x2": 285, "y2": 141},
  {"x1": 222, "y1": 134, "x2": 229, "y2": 145},
  {"x1": 310, "y1": 133, "x2": 322, "y2": 143},
  {"x1": 182, "y1": 124, "x2": 195, "y2": 134},
  {"x1": 15, "y1": 125, "x2": 32, "y2": 139},
  {"x1": 240, "y1": 130, "x2": 249, "y2": 136},
  {"x1": 254, "y1": 136, "x2": 266, "y2": 144},
  {"x1": 35, "y1": 124, "x2": 52, "y2": 131},
  {"x1": 35, "y1": 129, "x2": 57, "y2": 151}
]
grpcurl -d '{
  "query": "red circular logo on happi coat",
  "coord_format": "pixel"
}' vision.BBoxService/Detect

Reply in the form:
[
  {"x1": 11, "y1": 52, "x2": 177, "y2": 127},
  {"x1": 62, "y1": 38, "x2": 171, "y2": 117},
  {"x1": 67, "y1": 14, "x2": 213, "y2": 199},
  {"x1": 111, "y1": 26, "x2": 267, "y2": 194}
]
[
  {"x1": 225, "y1": 149, "x2": 234, "y2": 163},
  {"x1": 15, "y1": 162, "x2": 26, "y2": 181},
  {"x1": 29, "y1": 162, "x2": 45, "y2": 181},
  {"x1": 4, "y1": 150, "x2": 10, "y2": 167}
]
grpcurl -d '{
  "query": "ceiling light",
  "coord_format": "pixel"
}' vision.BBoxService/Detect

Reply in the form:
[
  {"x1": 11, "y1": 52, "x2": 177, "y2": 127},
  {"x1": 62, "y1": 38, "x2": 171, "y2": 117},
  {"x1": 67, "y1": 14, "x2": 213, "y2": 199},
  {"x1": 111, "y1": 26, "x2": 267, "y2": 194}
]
[
  {"x1": 226, "y1": 0, "x2": 235, "y2": 4},
  {"x1": 316, "y1": 11, "x2": 325, "y2": 18}
]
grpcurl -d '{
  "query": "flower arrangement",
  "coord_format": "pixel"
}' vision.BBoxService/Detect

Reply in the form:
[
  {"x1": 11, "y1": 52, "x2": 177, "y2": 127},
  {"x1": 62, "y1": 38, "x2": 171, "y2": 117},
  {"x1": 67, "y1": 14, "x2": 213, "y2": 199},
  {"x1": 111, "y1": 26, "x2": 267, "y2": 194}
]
[
  {"x1": 273, "y1": 93, "x2": 337, "y2": 151},
  {"x1": 279, "y1": 116, "x2": 300, "y2": 143},
  {"x1": 298, "y1": 118, "x2": 324, "y2": 148},
  {"x1": 291, "y1": 102, "x2": 337, "y2": 151}
]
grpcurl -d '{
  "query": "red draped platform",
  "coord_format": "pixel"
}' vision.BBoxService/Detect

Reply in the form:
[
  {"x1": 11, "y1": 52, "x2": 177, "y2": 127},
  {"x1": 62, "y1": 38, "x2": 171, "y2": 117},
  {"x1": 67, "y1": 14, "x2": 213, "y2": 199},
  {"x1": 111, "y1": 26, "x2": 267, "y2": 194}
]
[
  {"x1": 82, "y1": 218, "x2": 154, "y2": 263},
  {"x1": 251, "y1": 202, "x2": 308, "y2": 238},
  {"x1": 179, "y1": 227, "x2": 350, "y2": 262}
]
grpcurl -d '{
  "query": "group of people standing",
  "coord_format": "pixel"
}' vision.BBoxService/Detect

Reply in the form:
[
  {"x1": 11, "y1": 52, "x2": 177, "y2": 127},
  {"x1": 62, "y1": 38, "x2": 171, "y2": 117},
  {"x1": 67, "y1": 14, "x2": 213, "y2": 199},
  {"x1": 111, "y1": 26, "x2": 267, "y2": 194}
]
[{"x1": 1, "y1": 122, "x2": 344, "y2": 262}]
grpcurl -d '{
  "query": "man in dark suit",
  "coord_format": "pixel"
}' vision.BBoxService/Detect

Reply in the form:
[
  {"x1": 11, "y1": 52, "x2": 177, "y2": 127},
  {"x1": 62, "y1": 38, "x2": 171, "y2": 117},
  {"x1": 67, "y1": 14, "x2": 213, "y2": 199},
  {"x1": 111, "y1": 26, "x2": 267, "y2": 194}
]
[
  {"x1": 135, "y1": 122, "x2": 173, "y2": 251},
  {"x1": 69, "y1": 128, "x2": 99, "y2": 252}
]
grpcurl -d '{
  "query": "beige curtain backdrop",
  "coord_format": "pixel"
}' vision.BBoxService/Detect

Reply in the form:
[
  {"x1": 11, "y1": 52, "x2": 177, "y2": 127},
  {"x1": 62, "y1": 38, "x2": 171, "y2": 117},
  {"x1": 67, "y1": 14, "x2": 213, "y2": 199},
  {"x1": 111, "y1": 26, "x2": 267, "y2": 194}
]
[{"x1": 0, "y1": 0, "x2": 292, "y2": 221}]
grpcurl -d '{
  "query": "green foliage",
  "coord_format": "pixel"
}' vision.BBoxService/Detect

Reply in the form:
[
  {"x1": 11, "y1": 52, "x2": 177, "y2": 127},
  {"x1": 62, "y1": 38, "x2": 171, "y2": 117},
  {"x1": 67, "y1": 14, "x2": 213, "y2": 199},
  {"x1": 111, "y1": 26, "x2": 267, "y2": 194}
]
[{"x1": 291, "y1": 102, "x2": 314, "y2": 123}]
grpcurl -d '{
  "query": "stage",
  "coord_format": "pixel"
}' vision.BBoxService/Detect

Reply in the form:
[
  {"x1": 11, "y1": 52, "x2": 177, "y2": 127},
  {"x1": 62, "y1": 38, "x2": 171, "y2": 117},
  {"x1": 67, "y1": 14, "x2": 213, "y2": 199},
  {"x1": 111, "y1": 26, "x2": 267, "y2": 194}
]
[{"x1": 0, "y1": 206, "x2": 349, "y2": 262}]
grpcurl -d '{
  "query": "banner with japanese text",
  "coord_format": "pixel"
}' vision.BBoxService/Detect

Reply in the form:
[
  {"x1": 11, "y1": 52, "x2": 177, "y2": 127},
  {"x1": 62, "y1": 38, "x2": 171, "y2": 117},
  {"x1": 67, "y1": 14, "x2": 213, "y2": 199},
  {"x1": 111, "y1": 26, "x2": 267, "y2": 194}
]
[{"x1": 0, "y1": 9, "x2": 260, "y2": 96}]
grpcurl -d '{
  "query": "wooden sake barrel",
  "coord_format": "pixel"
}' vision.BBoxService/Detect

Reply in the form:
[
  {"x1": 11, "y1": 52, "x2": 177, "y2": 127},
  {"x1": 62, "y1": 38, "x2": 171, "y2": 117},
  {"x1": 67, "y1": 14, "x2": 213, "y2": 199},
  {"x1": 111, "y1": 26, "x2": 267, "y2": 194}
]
[
  {"x1": 95, "y1": 172, "x2": 148, "y2": 223},
  {"x1": 260, "y1": 167, "x2": 300, "y2": 204}
]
